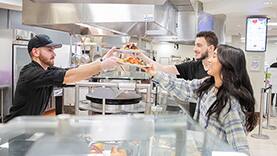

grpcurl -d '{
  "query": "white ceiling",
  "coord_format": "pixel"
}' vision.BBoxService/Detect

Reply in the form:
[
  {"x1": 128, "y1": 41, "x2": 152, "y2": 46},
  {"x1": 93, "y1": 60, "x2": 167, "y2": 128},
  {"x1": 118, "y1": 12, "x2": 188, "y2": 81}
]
[{"x1": 199, "y1": 0, "x2": 277, "y2": 40}]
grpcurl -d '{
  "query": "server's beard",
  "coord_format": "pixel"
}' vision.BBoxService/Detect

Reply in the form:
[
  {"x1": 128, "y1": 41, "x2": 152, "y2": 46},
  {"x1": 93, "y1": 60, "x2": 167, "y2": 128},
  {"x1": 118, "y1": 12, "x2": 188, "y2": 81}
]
[
  {"x1": 197, "y1": 50, "x2": 209, "y2": 60},
  {"x1": 39, "y1": 55, "x2": 54, "y2": 67}
]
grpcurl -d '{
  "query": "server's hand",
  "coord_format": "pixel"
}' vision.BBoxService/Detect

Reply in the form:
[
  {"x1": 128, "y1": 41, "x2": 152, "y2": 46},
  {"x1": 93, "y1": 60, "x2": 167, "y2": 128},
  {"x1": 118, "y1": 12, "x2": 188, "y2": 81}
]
[
  {"x1": 102, "y1": 47, "x2": 117, "y2": 60},
  {"x1": 100, "y1": 56, "x2": 119, "y2": 71}
]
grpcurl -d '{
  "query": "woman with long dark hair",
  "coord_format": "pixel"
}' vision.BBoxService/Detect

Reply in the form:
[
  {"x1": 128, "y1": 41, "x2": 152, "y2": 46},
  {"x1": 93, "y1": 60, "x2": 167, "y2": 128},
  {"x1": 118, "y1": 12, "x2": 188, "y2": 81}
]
[{"x1": 144, "y1": 44, "x2": 257, "y2": 154}]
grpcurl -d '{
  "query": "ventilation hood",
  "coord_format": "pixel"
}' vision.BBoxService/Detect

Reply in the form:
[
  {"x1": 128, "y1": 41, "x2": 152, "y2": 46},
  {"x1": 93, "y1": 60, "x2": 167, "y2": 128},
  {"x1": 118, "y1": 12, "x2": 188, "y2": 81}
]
[
  {"x1": 148, "y1": 0, "x2": 200, "y2": 44},
  {"x1": 151, "y1": 0, "x2": 226, "y2": 44},
  {"x1": 22, "y1": 0, "x2": 176, "y2": 37}
]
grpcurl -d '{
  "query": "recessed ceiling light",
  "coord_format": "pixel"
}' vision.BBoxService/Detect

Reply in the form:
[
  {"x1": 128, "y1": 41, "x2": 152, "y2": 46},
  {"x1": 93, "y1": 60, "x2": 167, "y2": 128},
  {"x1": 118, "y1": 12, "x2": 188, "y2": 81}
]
[{"x1": 264, "y1": 1, "x2": 273, "y2": 5}]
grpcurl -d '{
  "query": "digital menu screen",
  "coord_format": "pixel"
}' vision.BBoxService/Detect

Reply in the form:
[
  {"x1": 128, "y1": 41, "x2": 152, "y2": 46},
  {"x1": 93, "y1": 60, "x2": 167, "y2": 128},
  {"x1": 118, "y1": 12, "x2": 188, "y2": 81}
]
[{"x1": 246, "y1": 16, "x2": 268, "y2": 52}]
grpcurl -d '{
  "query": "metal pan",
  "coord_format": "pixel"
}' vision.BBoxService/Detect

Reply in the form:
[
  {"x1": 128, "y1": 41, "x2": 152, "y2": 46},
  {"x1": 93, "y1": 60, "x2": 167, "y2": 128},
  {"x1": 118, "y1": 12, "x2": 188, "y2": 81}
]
[{"x1": 86, "y1": 87, "x2": 142, "y2": 105}]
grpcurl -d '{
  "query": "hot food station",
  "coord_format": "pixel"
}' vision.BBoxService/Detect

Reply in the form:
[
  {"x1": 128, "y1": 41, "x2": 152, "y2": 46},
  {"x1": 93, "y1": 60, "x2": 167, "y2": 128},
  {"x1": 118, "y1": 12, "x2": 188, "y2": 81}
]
[{"x1": 0, "y1": 0, "x2": 246, "y2": 156}]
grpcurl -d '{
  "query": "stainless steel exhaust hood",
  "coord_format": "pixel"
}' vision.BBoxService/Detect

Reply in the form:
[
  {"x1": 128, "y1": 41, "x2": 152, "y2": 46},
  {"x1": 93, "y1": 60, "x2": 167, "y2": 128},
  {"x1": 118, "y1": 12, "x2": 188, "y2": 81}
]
[
  {"x1": 149, "y1": 0, "x2": 198, "y2": 44},
  {"x1": 151, "y1": 0, "x2": 226, "y2": 45},
  {"x1": 23, "y1": 0, "x2": 177, "y2": 37}
]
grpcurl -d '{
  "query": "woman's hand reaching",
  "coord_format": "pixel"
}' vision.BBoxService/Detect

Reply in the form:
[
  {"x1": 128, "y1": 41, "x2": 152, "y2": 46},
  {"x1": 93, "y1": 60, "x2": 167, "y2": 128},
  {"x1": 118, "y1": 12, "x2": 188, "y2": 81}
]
[{"x1": 141, "y1": 64, "x2": 157, "y2": 76}]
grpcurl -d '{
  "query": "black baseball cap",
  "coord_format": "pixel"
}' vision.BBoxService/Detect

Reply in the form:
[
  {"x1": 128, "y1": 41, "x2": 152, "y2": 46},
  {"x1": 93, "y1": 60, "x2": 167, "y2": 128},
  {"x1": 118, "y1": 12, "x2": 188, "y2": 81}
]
[{"x1": 28, "y1": 34, "x2": 62, "y2": 53}]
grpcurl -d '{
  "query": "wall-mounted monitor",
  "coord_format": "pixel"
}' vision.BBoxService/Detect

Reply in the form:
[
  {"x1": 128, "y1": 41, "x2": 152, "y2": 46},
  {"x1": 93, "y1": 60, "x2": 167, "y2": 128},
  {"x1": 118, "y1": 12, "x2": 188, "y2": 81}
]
[{"x1": 245, "y1": 16, "x2": 268, "y2": 52}]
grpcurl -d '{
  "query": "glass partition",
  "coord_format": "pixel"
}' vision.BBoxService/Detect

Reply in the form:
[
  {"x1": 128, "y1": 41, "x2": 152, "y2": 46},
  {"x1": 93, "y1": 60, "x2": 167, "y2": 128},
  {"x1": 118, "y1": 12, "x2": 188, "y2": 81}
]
[{"x1": 0, "y1": 114, "x2": 246, "y2": 156}]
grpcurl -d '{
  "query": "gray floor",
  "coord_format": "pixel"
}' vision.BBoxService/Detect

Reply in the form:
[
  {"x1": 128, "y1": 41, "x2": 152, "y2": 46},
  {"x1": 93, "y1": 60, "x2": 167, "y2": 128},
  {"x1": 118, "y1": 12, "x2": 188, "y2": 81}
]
[{"x1": 248, "y1": 106, "x2": 277, "y2": 156}]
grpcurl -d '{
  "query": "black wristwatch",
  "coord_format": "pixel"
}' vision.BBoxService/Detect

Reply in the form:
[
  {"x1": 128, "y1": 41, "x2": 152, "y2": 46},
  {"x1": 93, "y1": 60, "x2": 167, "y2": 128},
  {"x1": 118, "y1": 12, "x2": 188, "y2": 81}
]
[{"x1": 100, "y1": 58, "x2": 103, "y2": 62}]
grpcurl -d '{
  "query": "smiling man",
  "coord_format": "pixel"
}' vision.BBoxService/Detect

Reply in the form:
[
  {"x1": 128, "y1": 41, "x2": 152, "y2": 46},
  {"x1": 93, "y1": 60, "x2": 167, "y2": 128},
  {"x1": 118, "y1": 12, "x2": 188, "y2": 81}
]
[
  {"x1": 143, "y1": 31, "x2": 218, "y2": 78},
  {"x1": 4, "y1": 34, "x2": 118, "y2": 122}
]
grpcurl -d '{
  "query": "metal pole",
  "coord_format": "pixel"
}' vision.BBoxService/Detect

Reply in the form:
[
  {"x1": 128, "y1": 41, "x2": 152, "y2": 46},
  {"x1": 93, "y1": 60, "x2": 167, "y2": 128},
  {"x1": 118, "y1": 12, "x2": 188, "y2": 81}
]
[
  {"x1": 75, "y1": 84, "x2": 80, "y2": 115},
  {"x1": 69, "y1": 33, "x2": 73, "y2": 66},
  {"x1": 154, "y1": 86, "x2": 158, "y2": 106},
  {"x1": 102, "y1": 98, "x2": 106, "y2": 115},
  {"x1": 263, "y1": 86, "x2": 277, "y2": 130},
  {"x1": 269, "y1": 87, "x2": 276, "y2": 117},
  {"x1": 148, "y1": 84, "x2": 152, "y2": 104},
  {"x1": 145, "y1": 83, "x2": 152, "y2": 114},
  {"x1": 1, "y1": 89, "x2": 4, "y2": 123},
  {"x1": 271, "y1": 92, "x2": 277, "y2": 117},
  {"x1": 102, "y1": 86, "x2": 106, "y2": 115},
  {"x1": 88, "y1": 86, "x2": 92, "y2": 94},
  {"x1": 251, "y1": 88, "x2": 269, "y2": 139}
]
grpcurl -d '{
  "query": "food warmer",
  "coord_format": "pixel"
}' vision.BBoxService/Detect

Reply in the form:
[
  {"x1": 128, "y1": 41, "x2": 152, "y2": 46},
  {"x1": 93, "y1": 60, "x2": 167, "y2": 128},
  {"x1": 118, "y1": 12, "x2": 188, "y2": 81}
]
[{"x1": 75, "y1": 81, "x2": 152, "y2": 115}]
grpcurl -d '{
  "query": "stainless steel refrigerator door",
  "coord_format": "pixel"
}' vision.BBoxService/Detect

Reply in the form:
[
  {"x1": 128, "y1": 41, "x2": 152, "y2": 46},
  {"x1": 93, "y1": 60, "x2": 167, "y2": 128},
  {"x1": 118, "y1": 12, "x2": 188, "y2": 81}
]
[{"x1": 12, "y1": 44, "x2": 31, "y2": 94}]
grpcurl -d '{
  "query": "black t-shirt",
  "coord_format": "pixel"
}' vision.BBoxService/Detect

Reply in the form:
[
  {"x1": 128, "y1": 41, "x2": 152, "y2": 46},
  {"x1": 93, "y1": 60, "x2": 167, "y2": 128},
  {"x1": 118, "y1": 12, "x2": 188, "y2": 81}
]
[
  {"x1": 270, "y1": 62, "x2": 277, "y2": 68},
  {"x1": 175, "y1": 60, "x2": 208, "y2": 80},
  {"x1": 4, "y1": 61, "x2": 67, "y2": 122}
]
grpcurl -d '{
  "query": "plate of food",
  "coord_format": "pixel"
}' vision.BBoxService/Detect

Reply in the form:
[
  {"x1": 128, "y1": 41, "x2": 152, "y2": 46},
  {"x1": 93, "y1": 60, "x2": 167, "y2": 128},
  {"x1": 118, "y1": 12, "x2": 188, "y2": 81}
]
[
  {"x1": 115, "y1": 42, "x2": 143, "y2": 54},
  {"x1": 118, "y1": 56, "x2": 150, "y2": 68}
]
